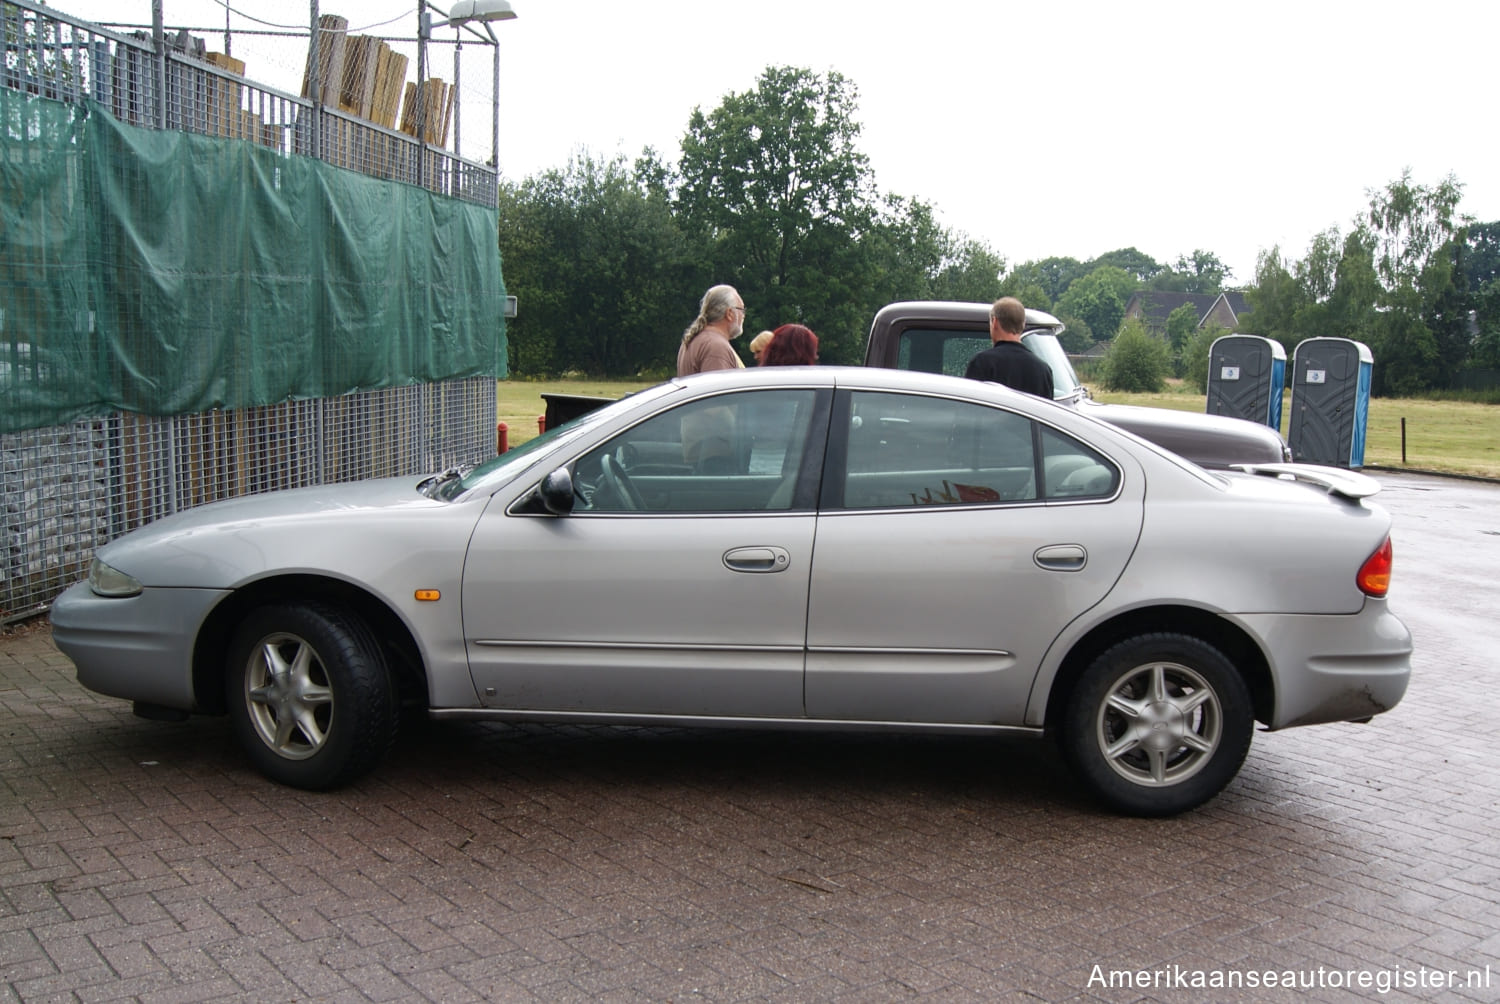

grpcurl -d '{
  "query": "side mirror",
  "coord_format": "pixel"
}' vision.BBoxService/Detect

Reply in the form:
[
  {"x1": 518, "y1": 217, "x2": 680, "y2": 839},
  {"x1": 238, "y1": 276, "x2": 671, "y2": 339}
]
[{"x1": 537, "y1": 467, "x2": 575, "y2": 515}]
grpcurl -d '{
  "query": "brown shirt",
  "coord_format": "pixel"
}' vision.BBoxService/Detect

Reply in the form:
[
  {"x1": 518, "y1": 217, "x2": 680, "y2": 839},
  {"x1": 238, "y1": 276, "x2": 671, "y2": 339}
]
[{"x1": 677, "y1": 328, "x2": 745, "y2": 376}]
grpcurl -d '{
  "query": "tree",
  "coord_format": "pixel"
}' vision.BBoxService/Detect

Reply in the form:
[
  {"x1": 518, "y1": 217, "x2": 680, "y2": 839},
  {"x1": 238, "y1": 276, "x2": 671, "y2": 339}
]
[
  {"x1": 1000, "y1": 257, "x2": 1087, "y2": 305},
  {"x1": 1100, "y1": 318, "x2": 1171, "y2": 392},
  {"x1": 1309, "y1": 231, "x2": 1380, "y2": 346},
  {"x1": 1373, "y1": 308, "x2": 1441, "y2": 396},
  {"x1": 1240, "y1": 247, "x2": 1306, "y2": 349},
  {"x1": 498, "y1": 153, "x2": 692, "y2": 377},
  {"x1": 633, "y1": 146, "x2": 677, "y2": 201},
  {"x1": 1008, "y1": 281, "x2": 1053, "y2": 312},
  {"x1": 1364, "y1": 169, "x2": 1465, "y2": 293},
  {"x1": 1056, "y1": 316, "x2": 1093, "y2": 354},
  {"x1": 1296, "y1": 228, "x2": 1343, "y2": 302},
  {"x1": 1175, "y1": 249, "x2": 1232, "y2": 294},
  {"x1": 1243, "y1": 232, "x2": 1376, "y2": 352},
  {"x1": 863, "y1": 195, "x2": 1006, "y2": 306},
  {"x1": 1180, "y1": 324, "x2": 1226, "y2": 394},
  {"x1": 1146, "y1": 250, "x2": 1231, "y2": 294},
  {"x1": 1462, "y1": 221, "x2": 1500, "y2": 368},
  {"x1": 1164, "y1": 302, "x2": 1200, "y2": 368},
  {"x1": 1238, "y1": 174, "x2": 1477, "y2": 394},
  {"x1": 1056, "y1": 266, "x2": 1135, "y2": 342},
  {"x1": 930, "y1": 237, "x2": 1007, "y2": 303},
  {"x1": 862, "y1": 194, "x2": 948, "y2": 303},
  {"x1": 1423, "y1": 238, "x2": 1472, "y2": 383},
  {"x1": 1357, "y1": 170, "x2": 1468, "y2": 393},
  {"x1": 676, "y1": 66, "x2": 877, "y2": 363},
  {"x1": 1090, "y1": 247, "x2": 1165, "y2": 285}
]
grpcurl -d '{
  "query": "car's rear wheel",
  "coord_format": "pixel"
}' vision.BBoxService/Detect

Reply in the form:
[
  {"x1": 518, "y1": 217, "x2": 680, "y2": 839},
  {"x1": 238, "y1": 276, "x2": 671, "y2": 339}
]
[
  {"x1": 1060, "y1": 633, "x2": 1252, "y2": 816},
  {"x1": 226, "y1": 603, "x2": 397, "y2": 789}
]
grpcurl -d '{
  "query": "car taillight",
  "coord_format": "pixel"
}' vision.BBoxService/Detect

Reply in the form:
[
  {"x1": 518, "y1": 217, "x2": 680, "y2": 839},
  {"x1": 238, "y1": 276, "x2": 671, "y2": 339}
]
[{"x1": 1357, "y1": 537, "x2": 1393, "y2": 597}]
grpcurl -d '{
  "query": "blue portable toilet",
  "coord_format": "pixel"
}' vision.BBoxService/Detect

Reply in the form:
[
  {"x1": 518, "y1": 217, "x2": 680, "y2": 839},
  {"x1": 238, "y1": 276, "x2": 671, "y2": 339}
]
[
  {"x1": 1287, "y1": 337, "x2": 1373, "y2": 468},
  {"x1": 1206, "y1": 334, "x2": 1286, "y2": 431}
]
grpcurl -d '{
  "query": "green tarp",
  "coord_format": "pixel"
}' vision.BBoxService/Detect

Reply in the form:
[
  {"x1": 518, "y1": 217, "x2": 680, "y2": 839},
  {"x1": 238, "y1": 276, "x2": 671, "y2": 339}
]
[{"x1": 1, "y1": 90, "x2": 506, "y2": 434}]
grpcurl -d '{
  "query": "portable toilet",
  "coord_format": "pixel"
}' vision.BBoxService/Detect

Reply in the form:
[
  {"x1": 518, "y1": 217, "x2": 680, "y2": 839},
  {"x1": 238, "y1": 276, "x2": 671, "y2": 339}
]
[
  {"x1": 1206, "y1": 334, "x2": 1286, "y2": 431},
  {"x1": 1287, "y1": 337, "x2": 1373, "y2": 468}
]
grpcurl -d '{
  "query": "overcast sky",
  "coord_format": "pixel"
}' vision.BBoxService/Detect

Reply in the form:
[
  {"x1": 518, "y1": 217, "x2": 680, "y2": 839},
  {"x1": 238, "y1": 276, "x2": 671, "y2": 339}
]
[{"x1": 59, "y1": 0, "x2": 1500, "y2": 285}]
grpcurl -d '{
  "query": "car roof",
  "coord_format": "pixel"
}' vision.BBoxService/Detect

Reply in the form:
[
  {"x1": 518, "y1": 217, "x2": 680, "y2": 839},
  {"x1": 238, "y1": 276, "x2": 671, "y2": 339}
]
[
  {"x1": 669, "y1": 363, "x2": 1051, "y2": 407},
  {"x1": 870, "y1": 300, "x2": 1066, "y2": 335}
]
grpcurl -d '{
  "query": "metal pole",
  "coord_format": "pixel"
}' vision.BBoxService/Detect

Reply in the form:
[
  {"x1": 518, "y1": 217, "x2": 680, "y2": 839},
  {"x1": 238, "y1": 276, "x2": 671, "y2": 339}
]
[
  {"x1": 492, "y1": 31, "x2": 500, "y2": 185},
  {"x1": 151, "y1": 0, "x2": 166, "y2": 128},
  {"x1": 453, "y1": 38, "x2": 462, "y2": 169},
  {"x1": 308, "y1": 0, "x2": 320, "y2": 160},
  {"x1": 416, "y1": 4, "x2": 428, "y2": 189}
]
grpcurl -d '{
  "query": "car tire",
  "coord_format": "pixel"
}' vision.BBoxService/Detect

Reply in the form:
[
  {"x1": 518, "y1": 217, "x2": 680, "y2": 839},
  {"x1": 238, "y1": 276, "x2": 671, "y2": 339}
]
[
  {"x1": 1060, "y1": 633, "x2": 1252, "y2": 816},
  {"x1": 226, "y1": 602, "x2": 397, "y2": 790}
]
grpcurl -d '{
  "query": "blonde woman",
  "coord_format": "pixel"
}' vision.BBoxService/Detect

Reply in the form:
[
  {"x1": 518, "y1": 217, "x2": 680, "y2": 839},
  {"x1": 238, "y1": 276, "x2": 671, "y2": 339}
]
[{"x1": 748, "y1": 329, "x2": 775, "y2": 365}]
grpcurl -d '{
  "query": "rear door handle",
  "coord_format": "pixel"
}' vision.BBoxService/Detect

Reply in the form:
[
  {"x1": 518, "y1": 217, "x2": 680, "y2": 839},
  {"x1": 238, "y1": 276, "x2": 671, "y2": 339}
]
[
  {"x1": 1034, "y1": 544, "x2": 1086, "y2": 572},
  {"x1": 724, "y1": 546, "x2": 791, "y2": 573}
]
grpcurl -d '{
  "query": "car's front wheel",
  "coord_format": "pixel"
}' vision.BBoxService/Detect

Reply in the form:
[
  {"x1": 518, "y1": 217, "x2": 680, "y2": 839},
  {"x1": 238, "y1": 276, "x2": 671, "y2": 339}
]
[
  {"x1": 226, "y1": 603, "x2": 397, "y2": 789},
  {"x1": 1060, "y1": 633, "x2": 1252, "y2": 816}
]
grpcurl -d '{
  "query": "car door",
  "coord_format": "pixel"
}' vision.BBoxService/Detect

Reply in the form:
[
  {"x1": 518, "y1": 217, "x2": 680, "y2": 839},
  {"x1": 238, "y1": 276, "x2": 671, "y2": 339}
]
[
  {"x1": 462, "y1": 388, "x2": 830, "y2": 718},
  {"x1": 804, "y1": 389, "x2": 1143, "y2": 725}
]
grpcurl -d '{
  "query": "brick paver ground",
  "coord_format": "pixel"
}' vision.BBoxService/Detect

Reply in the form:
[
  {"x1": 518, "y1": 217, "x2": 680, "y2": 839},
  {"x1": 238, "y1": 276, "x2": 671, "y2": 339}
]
[{"x1": 3, "y1": 472, "x2": 1497, "y2": 1002}]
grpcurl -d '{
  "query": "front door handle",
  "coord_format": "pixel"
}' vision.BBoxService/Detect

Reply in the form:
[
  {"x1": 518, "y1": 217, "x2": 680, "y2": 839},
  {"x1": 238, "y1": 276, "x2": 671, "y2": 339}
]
[
  {"x1": 724, "y1": 546, "x2": 791, "y2": 573},
  {"x1": 1034, "y1": 544, "x2": 1086, "y2": 572}
]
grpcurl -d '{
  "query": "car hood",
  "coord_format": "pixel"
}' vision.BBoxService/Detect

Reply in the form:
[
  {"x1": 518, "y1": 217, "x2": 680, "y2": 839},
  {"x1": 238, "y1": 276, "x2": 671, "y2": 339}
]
[
  {"x1": 1082, "y1": 400, "x2": 1289, "y2": 467},
  {"x1": 95, "y1": 477, "x2": 450, "y2": 586},
  {"x1": 120, "y1": 477, "x2": 438, "y2": 535}
]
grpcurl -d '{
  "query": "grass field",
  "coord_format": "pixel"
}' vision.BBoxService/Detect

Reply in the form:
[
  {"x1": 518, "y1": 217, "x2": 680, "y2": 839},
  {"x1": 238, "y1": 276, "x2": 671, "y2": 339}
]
[
  {"x1": 1089, "y1": 382, "x2": 1500, "y2": 479},
  {"x1": 498, "y1": 377, "x2": 1500, "y2": 480}
]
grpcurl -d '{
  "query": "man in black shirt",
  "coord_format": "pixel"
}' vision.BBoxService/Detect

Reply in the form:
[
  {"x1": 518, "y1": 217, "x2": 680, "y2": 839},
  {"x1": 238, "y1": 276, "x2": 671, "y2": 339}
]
[{"x1": 963, "y1": 296, "x2": 1054, "y2": 399}]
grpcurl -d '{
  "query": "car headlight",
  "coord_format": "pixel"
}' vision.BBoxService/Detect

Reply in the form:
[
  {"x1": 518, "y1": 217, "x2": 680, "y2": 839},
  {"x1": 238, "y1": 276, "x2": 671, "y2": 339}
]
[{"x1": 88, "y1": 557, "x2": 143, "y2": 598}]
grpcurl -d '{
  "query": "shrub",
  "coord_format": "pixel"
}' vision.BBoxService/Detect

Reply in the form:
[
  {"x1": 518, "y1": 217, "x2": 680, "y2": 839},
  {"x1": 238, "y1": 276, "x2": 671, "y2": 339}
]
[
  {"x1": 1100, "y1": 319, "x2": 1172, "y2": 392},
  {"x1": 1180, "y1": 325, "x2": 1223, "y2": 394}
]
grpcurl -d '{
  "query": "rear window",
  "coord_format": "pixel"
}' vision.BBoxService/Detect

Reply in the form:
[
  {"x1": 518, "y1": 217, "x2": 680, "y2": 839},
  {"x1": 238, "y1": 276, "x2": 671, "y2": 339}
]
[{"x1": 896, "y1": 328, "x2": 989, "y2": 377}]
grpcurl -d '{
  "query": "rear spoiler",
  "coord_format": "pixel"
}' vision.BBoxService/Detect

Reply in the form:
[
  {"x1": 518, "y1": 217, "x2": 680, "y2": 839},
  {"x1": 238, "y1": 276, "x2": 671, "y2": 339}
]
[{"x1": 1231, "y1": 463, "x2": 1381, "y2": 500}]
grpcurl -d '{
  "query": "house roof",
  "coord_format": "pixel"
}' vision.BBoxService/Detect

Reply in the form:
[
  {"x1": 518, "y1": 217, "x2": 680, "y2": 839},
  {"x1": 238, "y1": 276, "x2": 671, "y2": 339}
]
[{"x1": 1124, "y1": 291, "x2": 1248, "y2": 331}]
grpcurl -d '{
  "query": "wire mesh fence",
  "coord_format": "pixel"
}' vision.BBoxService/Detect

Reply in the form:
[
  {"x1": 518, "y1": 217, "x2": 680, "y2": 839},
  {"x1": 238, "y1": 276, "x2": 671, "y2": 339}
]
[
  {"x1": 3, "y1": 378, "x2": 497, "y2": 623},
  {"x1": 2, "y1": 2, "x2": 502, "y2": 620}
]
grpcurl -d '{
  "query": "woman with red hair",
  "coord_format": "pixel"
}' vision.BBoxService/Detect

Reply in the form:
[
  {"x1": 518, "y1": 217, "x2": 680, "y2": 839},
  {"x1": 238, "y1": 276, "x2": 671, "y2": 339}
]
[{"x1": 761, "y1": 323, "x2": 819, "y2": 366}]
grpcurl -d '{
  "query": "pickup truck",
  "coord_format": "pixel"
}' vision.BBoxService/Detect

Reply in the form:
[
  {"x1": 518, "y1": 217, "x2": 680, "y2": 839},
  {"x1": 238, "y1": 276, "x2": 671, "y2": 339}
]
[
  {"x1": 864, "y1": 301, "x2": 1291, "y2": 468},
  {"x1": 537, "y1": 300, "x2": 1292, "y2": 469}
]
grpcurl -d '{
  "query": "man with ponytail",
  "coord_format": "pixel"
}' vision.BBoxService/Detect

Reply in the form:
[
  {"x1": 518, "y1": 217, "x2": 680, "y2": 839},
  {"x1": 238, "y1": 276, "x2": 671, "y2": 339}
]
[{"x1": 677, "y1": 285, "x2": 748, "y2": 376}]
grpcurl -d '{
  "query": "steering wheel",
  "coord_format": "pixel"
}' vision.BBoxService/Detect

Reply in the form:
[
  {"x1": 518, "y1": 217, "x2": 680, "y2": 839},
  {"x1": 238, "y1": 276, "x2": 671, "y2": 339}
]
[{"x1": 599, "y1": 453, "x2": 645, "y2": 511}]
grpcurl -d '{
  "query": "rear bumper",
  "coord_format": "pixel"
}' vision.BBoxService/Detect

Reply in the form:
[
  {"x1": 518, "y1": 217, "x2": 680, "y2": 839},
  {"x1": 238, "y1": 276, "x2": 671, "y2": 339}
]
[
  {"x1": 1240, "y1": 603, "x2": 1412, "y2": 729},
  {"x1": 50, "y1": 582, "x2": 229, "y2": 711}
]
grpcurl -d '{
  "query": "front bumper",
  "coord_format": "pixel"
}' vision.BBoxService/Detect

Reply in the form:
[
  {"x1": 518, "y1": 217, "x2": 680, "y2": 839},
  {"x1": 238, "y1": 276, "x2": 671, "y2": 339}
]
[
  {"x1": 1239, "y1": 602, "x2": 1413, "y2": 729},
  {"x1": 50, "y1": 582, "x2": 230, "y2": 711}
]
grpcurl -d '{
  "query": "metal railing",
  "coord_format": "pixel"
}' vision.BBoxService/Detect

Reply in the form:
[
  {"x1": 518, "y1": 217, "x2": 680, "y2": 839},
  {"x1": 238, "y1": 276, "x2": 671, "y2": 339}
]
[
  {"x1": 1, "y1": 2, "x2": 500, "y2": 620},
  {"x1": 1, "y1": 2, "x2": 496, "y2": 204}
]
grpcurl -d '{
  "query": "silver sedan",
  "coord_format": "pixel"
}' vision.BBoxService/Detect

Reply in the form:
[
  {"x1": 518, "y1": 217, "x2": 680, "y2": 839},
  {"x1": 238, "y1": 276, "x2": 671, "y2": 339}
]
[{"x1": 50, "y1": 366, "x2": 1412, "y2": 815}]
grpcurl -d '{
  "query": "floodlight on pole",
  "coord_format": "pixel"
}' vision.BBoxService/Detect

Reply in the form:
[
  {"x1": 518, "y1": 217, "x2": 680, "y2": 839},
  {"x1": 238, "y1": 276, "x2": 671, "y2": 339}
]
[
  {"x1": 416, "y1": 0, "x2": 517, "y2": 198},
  {"x1": 444, "y1": 0, "x2": 518, "y2": 25}
]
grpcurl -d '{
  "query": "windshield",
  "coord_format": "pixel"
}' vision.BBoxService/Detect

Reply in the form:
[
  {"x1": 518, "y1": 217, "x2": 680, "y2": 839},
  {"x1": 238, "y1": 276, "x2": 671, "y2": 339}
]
[
  {"x1": 437, "y1": 382, "x2": 682, "y2": 500},
  {"x1": 895, "y1": 325, "x2": 1085, "y2": 404},
  {"x1": 1021, "y1": 332, "x2": 1085, "y2": 400}
]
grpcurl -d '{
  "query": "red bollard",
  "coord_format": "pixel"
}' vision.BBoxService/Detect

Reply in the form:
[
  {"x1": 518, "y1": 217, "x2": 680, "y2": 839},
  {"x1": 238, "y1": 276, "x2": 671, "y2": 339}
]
[
  {"x1": 537, "y1": 415, "x2": 546, "y2": 435},
  {"x1": 496, "y1": 422, "x2": 509, "y2": 455}
]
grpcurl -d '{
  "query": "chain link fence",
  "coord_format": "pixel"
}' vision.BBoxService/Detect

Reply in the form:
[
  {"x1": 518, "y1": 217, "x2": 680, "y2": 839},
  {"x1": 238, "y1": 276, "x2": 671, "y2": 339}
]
[{"x1": 2, "y1": 2, "x2": 503, "y2": 621}]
